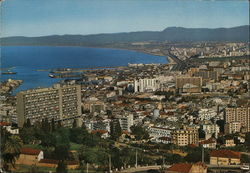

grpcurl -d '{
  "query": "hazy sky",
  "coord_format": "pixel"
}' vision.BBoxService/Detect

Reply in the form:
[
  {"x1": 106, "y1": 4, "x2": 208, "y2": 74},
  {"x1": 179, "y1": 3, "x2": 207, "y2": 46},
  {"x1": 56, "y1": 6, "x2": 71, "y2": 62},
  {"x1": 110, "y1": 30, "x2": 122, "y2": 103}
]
[{"x1": 2, "y1": 0, "x2": 249, "y2": 37}]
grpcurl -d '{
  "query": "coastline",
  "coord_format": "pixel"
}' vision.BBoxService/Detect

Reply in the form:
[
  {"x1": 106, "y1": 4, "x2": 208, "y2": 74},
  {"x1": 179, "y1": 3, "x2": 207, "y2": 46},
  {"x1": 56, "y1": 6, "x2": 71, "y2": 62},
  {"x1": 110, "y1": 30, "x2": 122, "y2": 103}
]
[{"x1": 1, "y1": 44, "x2": 166, "y2": 58}]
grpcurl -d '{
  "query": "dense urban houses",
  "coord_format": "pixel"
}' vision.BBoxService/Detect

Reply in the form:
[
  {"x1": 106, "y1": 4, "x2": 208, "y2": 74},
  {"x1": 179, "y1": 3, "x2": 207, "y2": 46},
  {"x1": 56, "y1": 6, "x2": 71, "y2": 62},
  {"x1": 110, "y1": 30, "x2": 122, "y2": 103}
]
[{"x1": 175, "y1": 77, "x2": 202, "y2": 93}]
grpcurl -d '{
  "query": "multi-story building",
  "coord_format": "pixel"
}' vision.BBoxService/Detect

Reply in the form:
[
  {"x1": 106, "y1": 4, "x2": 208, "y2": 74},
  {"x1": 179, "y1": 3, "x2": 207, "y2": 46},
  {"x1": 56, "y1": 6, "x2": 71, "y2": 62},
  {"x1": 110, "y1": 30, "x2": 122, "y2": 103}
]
[
  {"x1": 148, "y1": 126, "x2": 172, "y2": 138},
  {"x1": 175, "y1": 77, "x2": 202, "y2": 93},
  {"x1": 210, "y1": 150, "x2": 241, "y2": 165},
  {"x1": 119, "y1": 114, "x2": 134, "y2": 132},
  {"x1": 17, "y1": 84, "x2": 81, "y2": 127},
  {"x1": 193, "y1": 70, "x2": 218, "y2": 82},
  {"x1": 82, "y1": 100, "x2": 106, "y2": 113},
  {"x1": 134, "y1": 78, "x2": 160, "y2": 93},
  {"x1": 202, "y1": 123, "x2": 220, "y2": 139},
  {"x1": 224, "y1": 122, "x2": 242, "y2": 134},
  {"x1": 225, "y1": 107, "x2": 250, "y2": 132},
  {"x1": 198, "y1": 109, "x2": 217, "y2": 121},
  {"x1": 171, "y1": 126, "x2": 199, "y2": 146}
]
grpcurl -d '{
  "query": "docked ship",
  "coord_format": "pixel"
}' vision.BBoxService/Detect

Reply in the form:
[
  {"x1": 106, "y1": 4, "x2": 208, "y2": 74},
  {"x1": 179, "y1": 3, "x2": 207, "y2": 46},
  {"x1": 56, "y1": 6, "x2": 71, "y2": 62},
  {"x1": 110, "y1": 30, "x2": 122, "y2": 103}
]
[
  {"x1": 1, "y1": 71, "x2": 17, "y2": 75},
  {"x1": 48, "y1": 72, "x2": 84, "y2": 78}
]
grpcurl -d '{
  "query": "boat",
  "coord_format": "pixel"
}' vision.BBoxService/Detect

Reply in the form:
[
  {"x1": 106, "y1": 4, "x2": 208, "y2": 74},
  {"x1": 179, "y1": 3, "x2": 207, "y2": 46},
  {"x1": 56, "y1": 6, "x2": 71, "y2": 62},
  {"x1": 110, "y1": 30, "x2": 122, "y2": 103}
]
[
  {"x1": 48, "y1": 72, "x2": 84, "y2": 78},
  {"x1": 241, "y1": 164, "x2": 250, "y2": 170},
  {"x1": 1, "y1": 71, "x2": 17, "y2": 75}
]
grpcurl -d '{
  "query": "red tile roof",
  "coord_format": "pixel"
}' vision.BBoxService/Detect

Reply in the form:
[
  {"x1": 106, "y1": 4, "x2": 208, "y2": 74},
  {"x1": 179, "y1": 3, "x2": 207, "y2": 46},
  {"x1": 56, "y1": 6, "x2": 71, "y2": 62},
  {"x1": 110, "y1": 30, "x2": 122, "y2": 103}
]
[
  {"x1": 21, "y1": 148, "x2": 42, "y2": 155},
  {"x1": 166, "y1": 163, "x2": 192, "y2": 173},
  {"x1": 91, "y1": 130, "x2": 108, "y2": 134},
  {"x1": 0, "y1": 122, "x2": 11, "y2": 126},
  {"x1": 199, "y1": 138, "x2": 216, "y2": 145},
  {"x1": 210, "y1": 149, "x2": 240, "y2": 159},
  {"x1": 194, "y1": 162, "x2": 207, "y2": 169}
]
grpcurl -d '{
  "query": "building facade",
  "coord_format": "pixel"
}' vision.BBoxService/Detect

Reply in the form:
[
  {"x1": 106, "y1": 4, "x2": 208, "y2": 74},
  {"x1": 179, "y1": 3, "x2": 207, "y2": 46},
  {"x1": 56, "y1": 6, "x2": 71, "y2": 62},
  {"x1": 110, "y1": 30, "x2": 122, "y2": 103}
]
[
  {"x1": 171, "y1": 126, "x2": 199, "y2": 146},
  {"x1": 119, "y1": 114, "x2": 134, "y2": 132},
  {"x1": 210, "y1": 150, "x2": 241, "y2": 165},
  {"x1": 175, "y1": 77, "x2": 202, "y2": 93},
  {"x1": 134, "y1": 78, "x2": 160, "y2": 93},
  {"x1": 225, "y1": 107, "x2": 250, "y2": 132},
  {"x1": 201, "y1": 124, "x2": 220, "y2": 139},
  {"x1": 17, "y1": 84, "x2": 81, "y2": 127}
]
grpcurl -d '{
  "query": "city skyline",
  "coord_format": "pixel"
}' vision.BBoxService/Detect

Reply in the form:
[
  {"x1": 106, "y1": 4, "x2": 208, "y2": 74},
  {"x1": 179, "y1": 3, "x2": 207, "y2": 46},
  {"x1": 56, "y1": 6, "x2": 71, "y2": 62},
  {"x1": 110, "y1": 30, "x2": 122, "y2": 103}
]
[{"x1": 1, "y1": 0, "x2": 249, "y2": 37}]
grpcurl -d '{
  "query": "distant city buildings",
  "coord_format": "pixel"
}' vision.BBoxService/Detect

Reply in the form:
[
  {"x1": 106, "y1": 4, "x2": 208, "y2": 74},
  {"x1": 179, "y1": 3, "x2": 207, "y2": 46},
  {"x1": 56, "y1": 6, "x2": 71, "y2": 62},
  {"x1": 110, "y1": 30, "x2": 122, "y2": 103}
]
[
  {"x1": 134, "y1": 78, "x2": 160, "y2": 93},
  {"x1": 16, "y1": 84, "x2": 81, "y2": 127},
  {"x1": 175, "y1": 77, "x2": 202, "y2": 93}
]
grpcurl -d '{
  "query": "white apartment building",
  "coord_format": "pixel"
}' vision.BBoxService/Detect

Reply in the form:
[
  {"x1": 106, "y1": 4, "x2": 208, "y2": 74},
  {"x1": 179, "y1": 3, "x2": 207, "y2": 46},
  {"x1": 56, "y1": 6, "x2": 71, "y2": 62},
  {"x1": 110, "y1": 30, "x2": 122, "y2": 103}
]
[
  {"x1": 134, "y1": 78, "x2": 160, "y2": 93},
  {"x1": 202, "y1": 124, "x2": 220, "y2": 139},
  {"x1": 148, "y1": 126, "x2": 172, "y2": 138},
  {"x1": 198, "y1": 109, "x2": 217, "y2": 121},
  {"x1": 119, "y1": 114, "x2": 134, "y2": 132}
]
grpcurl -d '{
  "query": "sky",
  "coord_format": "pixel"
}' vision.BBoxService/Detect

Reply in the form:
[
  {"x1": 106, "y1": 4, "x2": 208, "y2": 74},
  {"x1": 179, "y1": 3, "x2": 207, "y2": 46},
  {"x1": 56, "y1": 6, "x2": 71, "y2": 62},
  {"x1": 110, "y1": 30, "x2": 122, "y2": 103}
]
[{"x1": 1, "y1": 0, "x2": 249, "y2": 37}]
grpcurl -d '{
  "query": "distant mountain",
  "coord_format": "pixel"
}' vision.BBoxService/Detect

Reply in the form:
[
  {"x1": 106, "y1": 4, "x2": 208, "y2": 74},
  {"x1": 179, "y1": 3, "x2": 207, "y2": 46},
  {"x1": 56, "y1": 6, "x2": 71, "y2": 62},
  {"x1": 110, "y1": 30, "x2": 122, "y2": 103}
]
[{"x1": 2, "y1": 25, "x2": 249, "y2": 46}]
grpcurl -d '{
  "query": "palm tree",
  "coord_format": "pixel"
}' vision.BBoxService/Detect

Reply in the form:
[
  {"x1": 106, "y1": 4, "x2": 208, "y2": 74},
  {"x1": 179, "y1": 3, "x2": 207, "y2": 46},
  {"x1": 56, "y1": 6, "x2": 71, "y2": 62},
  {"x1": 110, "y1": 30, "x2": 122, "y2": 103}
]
[{"x1": 2, "y1": 135, "x2": 23, "y2": 171}]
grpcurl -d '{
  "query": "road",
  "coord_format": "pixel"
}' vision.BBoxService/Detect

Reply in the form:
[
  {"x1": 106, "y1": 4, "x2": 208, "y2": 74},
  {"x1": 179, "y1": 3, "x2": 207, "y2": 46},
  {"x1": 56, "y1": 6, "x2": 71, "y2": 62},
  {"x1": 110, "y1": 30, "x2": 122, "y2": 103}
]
[
  {"x1": 160, "y1": 49, "x2": 186, "y2": 71},
  {"x1": 115, "y1": 165, "x2": 165, "y2": 173}
]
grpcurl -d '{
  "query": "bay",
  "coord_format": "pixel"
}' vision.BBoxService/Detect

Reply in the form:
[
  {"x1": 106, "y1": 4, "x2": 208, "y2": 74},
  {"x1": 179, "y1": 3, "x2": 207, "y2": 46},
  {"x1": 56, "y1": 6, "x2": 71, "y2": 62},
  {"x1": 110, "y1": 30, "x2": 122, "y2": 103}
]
[{"x1": 1, "y1": 46, "x2": 167, "y2": 93}]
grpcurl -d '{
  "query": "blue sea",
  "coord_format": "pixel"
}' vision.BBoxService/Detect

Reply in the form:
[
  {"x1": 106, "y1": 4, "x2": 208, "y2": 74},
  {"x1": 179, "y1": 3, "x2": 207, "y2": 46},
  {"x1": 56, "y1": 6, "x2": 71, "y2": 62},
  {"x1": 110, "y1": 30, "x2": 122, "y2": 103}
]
[{"x1": 1, "y1": 46, "x2": 167, "y2": 93}]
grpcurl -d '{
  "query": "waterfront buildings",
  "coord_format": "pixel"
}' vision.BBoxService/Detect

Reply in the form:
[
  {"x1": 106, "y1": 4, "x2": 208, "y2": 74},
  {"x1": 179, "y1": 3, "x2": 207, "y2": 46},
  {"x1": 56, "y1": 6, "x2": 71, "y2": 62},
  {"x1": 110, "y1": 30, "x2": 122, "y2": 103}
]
[{"x1": 16, "y1": 84, "x2": 81, "y2": 127}]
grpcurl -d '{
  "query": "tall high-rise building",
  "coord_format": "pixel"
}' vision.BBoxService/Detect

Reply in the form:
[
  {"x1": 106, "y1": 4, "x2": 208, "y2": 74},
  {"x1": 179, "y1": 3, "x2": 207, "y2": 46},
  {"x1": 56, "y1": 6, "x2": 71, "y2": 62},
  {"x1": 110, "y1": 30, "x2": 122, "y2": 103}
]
[
  {"x1": 225, "y1": 107, "x2": 250, "y2": 133},
  {"x1": 17, "y1": 84, "x2": 82, "y2": 127}
]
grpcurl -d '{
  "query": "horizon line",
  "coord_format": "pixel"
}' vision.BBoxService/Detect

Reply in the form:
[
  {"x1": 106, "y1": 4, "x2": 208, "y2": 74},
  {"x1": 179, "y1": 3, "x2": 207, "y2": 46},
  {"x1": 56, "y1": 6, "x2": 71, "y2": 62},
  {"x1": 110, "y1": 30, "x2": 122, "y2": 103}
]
[{"x1": 2, "y1": 24, "x2": 249, "y2": 38}]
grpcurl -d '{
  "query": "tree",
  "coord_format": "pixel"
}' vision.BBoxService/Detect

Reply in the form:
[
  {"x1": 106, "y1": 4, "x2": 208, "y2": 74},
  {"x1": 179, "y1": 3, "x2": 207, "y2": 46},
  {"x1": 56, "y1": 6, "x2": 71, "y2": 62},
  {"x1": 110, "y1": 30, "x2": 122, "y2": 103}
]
[
  {"x1": 19, "y1": 127, "x2": 36, "y2": 144},
  {"x1": 42, "y1": 118, "x2": 50, "y2": 132},
  {"x1": 1, "y1": 134, "x2": 23, "y2": 171},
  {"x1": 216, "y1": 120, "x2": 225, "y2": 133},
  {"x1": 245, "y1": 132, "x2": 250, "y2": 151},
  {"x1": 54, "y1": 128, "x2": 70, "y2": 160},
  {"x1": 198, "y1": 128, "x2": 206, "y2": 139},
  {"x1": 23, "y1": 118, "x2": 32, "y2": 128},
  {"x1": 72, "y1": 119, "x2": 77, "y2": 128},
  {"x1": 130, "y1": 125, "x2": 149, "y2": 140},
  {"x1": 164, "y1": 154, "x2": 183, "y2": 164},
  {"x1": 56, "y1": 160, "x2": 68, "y2": 173},
  {"x1": 51, "y1": 118, "x2": 56, "y2": 132},
  {"x1": 110, "y1": 119, "x2": 122, "y2": 141},
  {"x1": 241, "y1": 154, "x2": 250, "y2": 163},
  {"x1": 69, "y1": 127, "x2": 88, "y2": 144}
]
